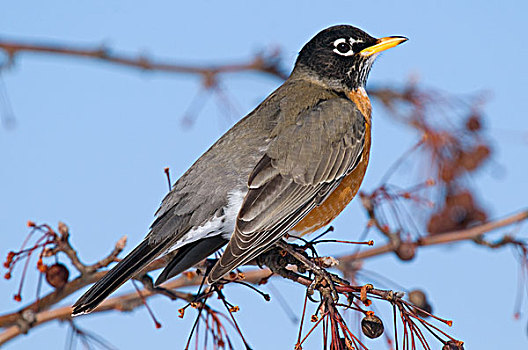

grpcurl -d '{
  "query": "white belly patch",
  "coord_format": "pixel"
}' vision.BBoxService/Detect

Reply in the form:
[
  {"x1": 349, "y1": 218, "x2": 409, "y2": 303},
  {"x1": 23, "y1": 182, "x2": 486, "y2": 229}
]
[{"x1": 164, "y1": 189, "x2": 246, "y2": 254}]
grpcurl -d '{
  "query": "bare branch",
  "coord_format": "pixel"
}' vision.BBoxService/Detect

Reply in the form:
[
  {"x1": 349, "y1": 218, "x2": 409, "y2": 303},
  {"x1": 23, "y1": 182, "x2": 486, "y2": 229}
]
[
  {"x1": 0, "y1": 248, "x2": 175, "y2": 328},
  {"x1": 1, "y1": 210, "x2": 525, "y2": 346},
  {"x1": 342, "y1": 209, "x2": 528, "y2": 262},
  {"x1": 0, "y1": 37, "x2": 287, "y2": 80},
  {"x1": 0, "y1": 269, "x2": 271, "y2": 345}
]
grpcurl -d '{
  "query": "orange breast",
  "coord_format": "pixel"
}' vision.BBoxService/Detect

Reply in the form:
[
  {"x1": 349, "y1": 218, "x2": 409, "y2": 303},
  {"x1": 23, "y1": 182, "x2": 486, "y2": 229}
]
[{"x1": 291, "y1": 89, "x2": 372, "y2": 236}]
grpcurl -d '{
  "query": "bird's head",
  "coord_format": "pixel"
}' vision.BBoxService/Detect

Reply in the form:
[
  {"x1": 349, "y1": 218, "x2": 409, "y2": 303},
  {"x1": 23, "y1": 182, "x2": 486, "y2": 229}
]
[{"x1": 293, "y1": 25, "x2": 407, "y2": 91}]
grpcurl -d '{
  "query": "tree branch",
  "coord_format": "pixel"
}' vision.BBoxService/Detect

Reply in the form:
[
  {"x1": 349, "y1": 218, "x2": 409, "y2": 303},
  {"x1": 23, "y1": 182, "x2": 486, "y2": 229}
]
[
  {"x1": 0, "y1": 268, "x2": 271, "y2": 345},
  {"x1": 0, "y1": 249, "x2": 176, "y2": 328},
  {"x1": 342, "y1": 209, "x2": 528, "y2": 262},
  {"x1": 1, "y1": 210, "x2": 526, "y2": 346},
  {"x1": 0, "y1": 37, "x2": 288, "y2": 80},
  {"x1": 0, "y1": 37, "x2": 411, "y2": 105}
]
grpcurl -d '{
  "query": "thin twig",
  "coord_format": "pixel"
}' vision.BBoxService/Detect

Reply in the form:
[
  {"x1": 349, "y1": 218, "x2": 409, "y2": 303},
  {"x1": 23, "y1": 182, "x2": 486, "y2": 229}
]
[{"x1": 0, "y1": 38, "x2": 288, "y2": 80}]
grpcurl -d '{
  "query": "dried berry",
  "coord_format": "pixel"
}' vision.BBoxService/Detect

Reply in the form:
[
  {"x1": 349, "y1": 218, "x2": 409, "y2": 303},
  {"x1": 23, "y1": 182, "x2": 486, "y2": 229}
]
[
  {"x1": 408, "y1": 289, "x2": 433, "y2": 317},
  {"x1": 395, "y1": 241, "x2": 416, "y2": 261},
  {"x1": 361, "y1": 313, "x2": 384, "y2": 339},
  {"x1": 427, "y1": 212, "x2": 452, "y2": 234},
  {"x1": 45, "y1": 263, "x2": 69, "y2": 288},
  {"x1": 465, "y1": 115, "x2": 481, "y2": 132},
  {"x1": 428, "y1": 190, "x2": 487, "y2": 234}
]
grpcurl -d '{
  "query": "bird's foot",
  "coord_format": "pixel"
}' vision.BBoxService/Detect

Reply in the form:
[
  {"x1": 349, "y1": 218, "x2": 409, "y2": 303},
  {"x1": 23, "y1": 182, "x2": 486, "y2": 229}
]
[
  {"x1": 275, "y1": 240, "x2": 346, "y2": 303},
  {"x1": 306, "y1": 266, "x2": 345, "y2": 302}
]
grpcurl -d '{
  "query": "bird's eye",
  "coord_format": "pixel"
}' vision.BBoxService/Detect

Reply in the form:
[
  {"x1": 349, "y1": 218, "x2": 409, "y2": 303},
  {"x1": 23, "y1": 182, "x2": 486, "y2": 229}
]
[
  {"x1": 333, "y1": 38, "x2": 354, "y2": 56},
  {"x1": 337, "y1": 42, "x2": 351, "y2": 53}
]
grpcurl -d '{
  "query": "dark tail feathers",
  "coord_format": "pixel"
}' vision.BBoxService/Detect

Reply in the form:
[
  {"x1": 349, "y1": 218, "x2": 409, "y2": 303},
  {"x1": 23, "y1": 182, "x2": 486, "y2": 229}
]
[
  {"x1": 72, "y1": 238, "x2": 169, "y2": 316},
  {"x1": 155, "y1": 235, "x2": 227, "y2": 286}
]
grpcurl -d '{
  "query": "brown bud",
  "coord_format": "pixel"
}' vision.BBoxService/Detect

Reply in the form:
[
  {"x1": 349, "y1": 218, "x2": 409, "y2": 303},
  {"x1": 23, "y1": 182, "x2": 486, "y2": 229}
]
[
  {"x1": 361, "y1": 313, "x2": 384, "y2": 339},
  {"x1": 115, "y1": 235, "x2": 127, "y2": 250},
  {"x1": 465, "y1": 115, "x2": 481, "y2": 132},
  {"x1": 408, "y1": 289, "x2": 433, "y2": 317},
  {"x1": 58, "y1": 222, "x2": 69, "y2": 236},
  {"x1": 395, "y1": 241, "x2": 416, "y2": 261},
  {"x1": 45, "y1": 263, "x2": 69, "y2": 288}
]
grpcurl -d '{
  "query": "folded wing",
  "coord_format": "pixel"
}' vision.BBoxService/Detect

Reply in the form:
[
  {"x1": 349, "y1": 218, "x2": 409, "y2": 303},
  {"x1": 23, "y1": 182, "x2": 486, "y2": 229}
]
[{"x1": 207, "y1": 98, "x2": 366, "y2": 283}]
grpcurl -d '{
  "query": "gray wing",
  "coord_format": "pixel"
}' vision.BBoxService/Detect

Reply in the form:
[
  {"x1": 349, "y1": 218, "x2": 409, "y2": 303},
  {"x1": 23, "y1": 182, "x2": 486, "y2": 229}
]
[{"x1": 207, "y1": 98, "x2": 366, "y2": 283}]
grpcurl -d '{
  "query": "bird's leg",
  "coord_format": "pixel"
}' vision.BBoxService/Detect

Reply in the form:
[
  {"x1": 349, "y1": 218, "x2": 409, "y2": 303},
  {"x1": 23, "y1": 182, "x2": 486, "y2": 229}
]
[
  {"x1": 256, "y1": 246, "x2": 294, "y2": 271},
  {"x1": 256, "y1": 246, "x2": 308, "y2": 282},
  {"x1": 275, "y1": 240, "x2": 347, "y2": 302}
]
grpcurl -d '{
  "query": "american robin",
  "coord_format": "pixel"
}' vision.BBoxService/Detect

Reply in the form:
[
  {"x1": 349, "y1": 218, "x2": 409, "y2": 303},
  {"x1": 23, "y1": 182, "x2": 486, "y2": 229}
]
[{"x1": 72, "y1": 25, "x2": 407, "y2": 315}]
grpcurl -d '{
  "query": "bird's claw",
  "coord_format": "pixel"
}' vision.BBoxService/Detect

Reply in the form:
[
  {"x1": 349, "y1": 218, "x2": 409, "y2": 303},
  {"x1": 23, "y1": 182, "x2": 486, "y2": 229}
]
[{"x1": 308, "y1": 269, "x2": 340, "y2": 303}]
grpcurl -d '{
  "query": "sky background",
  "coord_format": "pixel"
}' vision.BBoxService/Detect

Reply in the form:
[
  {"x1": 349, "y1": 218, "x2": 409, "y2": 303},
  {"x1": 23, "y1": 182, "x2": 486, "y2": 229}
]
[{"x1": 1, "y1": 1, "x2": 527, "y2": 349}]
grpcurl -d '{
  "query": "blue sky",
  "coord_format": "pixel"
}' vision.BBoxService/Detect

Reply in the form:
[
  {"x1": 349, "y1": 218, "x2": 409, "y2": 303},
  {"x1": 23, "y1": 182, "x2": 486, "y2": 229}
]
[{"x1": 1, "y1": 1, "x2": 527, "y2": 349}]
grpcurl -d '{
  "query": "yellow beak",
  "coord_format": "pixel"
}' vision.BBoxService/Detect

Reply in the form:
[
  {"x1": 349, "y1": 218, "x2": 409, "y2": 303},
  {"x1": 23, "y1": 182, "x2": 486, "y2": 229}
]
[{"x1": 360, "y1": 36, "x2": 408, "y2": 57}]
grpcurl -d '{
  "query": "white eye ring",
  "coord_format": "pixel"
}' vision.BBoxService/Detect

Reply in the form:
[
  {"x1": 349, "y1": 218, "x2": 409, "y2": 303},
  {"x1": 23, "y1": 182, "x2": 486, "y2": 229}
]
[{"x1": 333, "y1": 38, "x2": 358, "y2": 56}]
